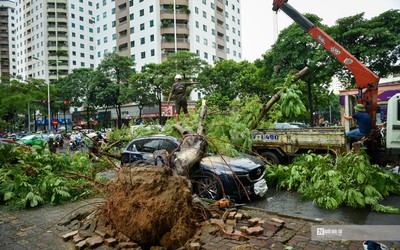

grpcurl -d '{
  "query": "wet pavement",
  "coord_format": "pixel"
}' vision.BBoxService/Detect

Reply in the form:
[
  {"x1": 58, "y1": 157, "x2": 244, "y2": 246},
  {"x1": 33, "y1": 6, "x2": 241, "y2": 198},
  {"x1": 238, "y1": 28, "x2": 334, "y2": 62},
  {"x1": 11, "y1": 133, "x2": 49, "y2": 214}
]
[
  {"x1": 1, "y1": 195, "x2": 399, "y2": 250},
  {"x1": 249, "y1": 189, "x2": 400, "y2": 225}
]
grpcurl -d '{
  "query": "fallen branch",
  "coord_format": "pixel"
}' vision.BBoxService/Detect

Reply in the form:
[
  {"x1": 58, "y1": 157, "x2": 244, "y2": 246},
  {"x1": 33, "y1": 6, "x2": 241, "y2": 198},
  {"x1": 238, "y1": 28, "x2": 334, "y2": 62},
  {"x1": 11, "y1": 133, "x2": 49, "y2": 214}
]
[{"x1": 249, "y1": 67, "x2": 309, "y2": 130}]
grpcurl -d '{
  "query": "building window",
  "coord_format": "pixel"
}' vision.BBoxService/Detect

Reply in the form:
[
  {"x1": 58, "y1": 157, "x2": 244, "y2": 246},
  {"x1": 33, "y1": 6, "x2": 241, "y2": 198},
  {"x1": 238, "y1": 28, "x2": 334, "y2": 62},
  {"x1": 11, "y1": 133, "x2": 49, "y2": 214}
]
[
  {"x1": 103, "y1": 0, "x2": 106, "y2": 6},
  {"x1": 130, "y1": 13, "x2": 134, "y2": 20},
  {"x1": 79, "y1": 16, "x2": 84, "y2": 21},
  {"x1": 211, "y1": 16, "x2": 215, "y2": 22},
  {"x1": 80, "y1": 34, "x2": 84, "y2": 39},
  {"x1": 103, "y1": 11, "x2": 107, "y2": 18},
  {"x1": 150, "y1": 20, "x2": 154, "y2": 27},
  {"x1": 202, "y1": 0, "x2": 206, "y2": 4},
  {"x1": 71, "y1": 13, "x2": 75, "y2": 18},
  {"x1": 72, "y1": 32, "x2": 76, "y2": 37},
  {"x1": 130, "y1": 41, "x2": 135, "y2": 47},
  {"x1": 211, "y1": 3, "x2": 215, "y2": 9},
  {"x1": 203, "y1": 25, "x2": 207, "y2": 32},
  {"x1": 151, "y1": 49, "x2": 155, "y2": 56},
  {"x1": 79, "y1": 25, "x2": 84, "y2": 30},
  {"x1": 81, "y1": 53, "x2": 85, "y2": 57},
  {"x1": 72, "y1": 41, "x2": 76, "y2": 46},
  {"x1": 104, "y1": 37, "x2": 108, "y2": 43},
  {"x1": 71, "y1": 4, "x2": 75, "y2": 9},
  {"x1": 80, "y1": 44, "x2": 85, "y2": 48},
  {"x1": 150, "y1": 34, "x2": 154, "y2": 41},
  {"x1": 112, "y1": 21, "x2": 116, "y2": 27},
  {"x1": 203, "y1": 38, "x2": 208, "y2": 45},
  {"x1": 141, "y1": 52, "x2": 145, "y2": 59},
  {"x1": 90, "y1": 46, "x2": 94, "y2": 50},
  {"x1": 72, "y1": 23, "x2": 75, "y2": 28},
  {"x1": 103, "y1": 24, "x2": 107, "y2": 31},
  {"x1": 79, "y1": 7, "x2": 83, "y2": 12},
  {"x1": 90, "y1": 37, "x2": 93, "y2": 42},
  {"x1": 140, "y1": 9, "x2": 144, "y2": 16},
  {"x1": 195, "y1": 7, "x2": 198, "y2": 14},
  {"x1": 203, "y1": 11, "x2": 206, "y2": 18},
  {"x1": 112, "y1": 8, "x2": 115, "y2": 14},
  {"x1": 196, "y1": 35, "x2": 200, "y2": 42},
  {"x1": 130, "y1": 27, "x2": 134, "y2": 34},
  {"x1": 140, "y1": 23, "x2": 145, "y2": 30},
  {"x1": 89, "y1": 28, "x2": 93, "y2": 33},
  {"x1": 195, "y1": 21, "x2": 199, "y2": 28},
  {"x1": 140, "y1": 37, "x2": 145, "y2": 44},
  {"x1": 149, "y1": 5, "x2": 153, "y2": 12},
  {"x1": 204, "y1": 52, "x2": 208, "y2": 59},
  {"x1": 112, "y1": 34, "x2": 116, "y2": 40}
]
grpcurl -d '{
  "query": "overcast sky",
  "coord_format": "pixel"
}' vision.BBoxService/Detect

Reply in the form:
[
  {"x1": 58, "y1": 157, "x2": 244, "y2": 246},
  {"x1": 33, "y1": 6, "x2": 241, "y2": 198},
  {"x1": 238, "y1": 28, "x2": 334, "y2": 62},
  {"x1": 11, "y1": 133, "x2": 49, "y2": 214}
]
[{"x1": 241, "y1": 0, "x2": 400, "y2": 62}]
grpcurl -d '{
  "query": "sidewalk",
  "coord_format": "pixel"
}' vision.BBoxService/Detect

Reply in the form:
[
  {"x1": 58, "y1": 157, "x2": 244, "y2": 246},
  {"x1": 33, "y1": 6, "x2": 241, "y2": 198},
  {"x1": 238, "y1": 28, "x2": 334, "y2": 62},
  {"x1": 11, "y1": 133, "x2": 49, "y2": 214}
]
[
  {"x1": 1, "y1": 198, "x2": 399, "y2": 250},
  {"x1": 0, "y1": 198, "x2": 103, "y2": 250}
]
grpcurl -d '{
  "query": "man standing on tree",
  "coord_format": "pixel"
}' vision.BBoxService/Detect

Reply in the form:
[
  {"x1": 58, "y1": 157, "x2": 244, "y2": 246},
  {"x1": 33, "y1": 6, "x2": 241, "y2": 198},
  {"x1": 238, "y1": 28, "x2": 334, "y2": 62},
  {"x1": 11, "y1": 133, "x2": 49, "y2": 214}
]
[{"x1": 167, "y1": 74, "x2": 197, "y2": 122}]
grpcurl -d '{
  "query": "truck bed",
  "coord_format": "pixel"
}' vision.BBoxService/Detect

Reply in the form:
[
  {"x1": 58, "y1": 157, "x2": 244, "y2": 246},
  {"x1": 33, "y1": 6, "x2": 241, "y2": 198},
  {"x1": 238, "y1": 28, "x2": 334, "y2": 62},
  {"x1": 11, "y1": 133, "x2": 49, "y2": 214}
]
[{"x1": 252, "y1": 127, "x2": 348, "y2": 156}]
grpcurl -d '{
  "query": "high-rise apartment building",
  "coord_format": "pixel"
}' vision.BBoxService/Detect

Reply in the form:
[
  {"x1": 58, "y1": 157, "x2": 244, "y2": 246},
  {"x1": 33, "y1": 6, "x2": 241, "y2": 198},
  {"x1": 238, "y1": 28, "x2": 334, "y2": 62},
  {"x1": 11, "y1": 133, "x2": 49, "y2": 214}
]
[
  {"x1": 0, "y1": 0, "x2": 15, "y2": 78},
  {"x1": 9, "y1": 0, "x2": 242, "y2": 80}
]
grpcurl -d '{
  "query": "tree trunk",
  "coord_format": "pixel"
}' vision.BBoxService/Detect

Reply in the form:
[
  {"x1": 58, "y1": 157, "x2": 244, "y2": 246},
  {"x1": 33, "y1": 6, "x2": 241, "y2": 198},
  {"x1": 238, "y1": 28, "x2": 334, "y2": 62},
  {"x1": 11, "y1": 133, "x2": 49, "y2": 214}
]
[
  {"x1": 249, "y1": 67, "x2": 309, "y2": 130},
  {"x1": 172, "y1": 100, "x2": 208, "y2": 178}
]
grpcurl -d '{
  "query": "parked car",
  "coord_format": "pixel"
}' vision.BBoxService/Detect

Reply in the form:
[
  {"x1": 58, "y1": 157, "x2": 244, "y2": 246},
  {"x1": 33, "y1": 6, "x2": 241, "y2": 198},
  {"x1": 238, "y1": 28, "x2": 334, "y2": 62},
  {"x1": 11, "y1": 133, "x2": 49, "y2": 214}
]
[
  {"x1": 17, "y1": 134, "x2": 47, "y2": 147},
  {"x1": 274, "y1": 122, "x2": 307, "y2": 129},
  {"x1": 120, "y1": 135, "x2": 268, "y2": 201}
]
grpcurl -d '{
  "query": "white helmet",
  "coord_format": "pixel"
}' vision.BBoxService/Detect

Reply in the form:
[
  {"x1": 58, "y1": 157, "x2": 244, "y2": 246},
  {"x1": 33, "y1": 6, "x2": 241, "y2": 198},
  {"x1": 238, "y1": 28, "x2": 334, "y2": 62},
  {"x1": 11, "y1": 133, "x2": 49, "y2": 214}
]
[
  {"x1": 49, "y1": 134, "x2": 55, "y2": 139},
  {"x1": 174, "y1": 74, "x2": 182, "y2": 80}
]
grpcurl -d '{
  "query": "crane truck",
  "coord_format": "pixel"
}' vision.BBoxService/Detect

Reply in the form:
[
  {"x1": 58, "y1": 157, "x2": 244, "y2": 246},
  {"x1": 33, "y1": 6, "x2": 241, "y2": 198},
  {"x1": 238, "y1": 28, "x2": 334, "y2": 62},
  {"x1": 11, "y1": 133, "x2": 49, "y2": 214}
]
[{"x1": 252, "y1": 0, "x2": 400, "y2": 166}]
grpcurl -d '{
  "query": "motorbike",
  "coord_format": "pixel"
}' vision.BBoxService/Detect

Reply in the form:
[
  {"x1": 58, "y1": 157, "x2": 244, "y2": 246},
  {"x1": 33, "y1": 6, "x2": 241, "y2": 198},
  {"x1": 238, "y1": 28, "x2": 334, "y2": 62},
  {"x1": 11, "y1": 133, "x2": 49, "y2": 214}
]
[{"x1": 69, "y1": 140, "x2": 78, "y2": 151}]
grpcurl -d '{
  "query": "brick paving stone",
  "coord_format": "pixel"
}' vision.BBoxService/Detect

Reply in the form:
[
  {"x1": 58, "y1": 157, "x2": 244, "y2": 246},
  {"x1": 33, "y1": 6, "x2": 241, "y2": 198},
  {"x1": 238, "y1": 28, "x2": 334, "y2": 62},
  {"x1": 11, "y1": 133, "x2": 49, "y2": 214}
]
[{"x1": 1, "y1": 198, "x2": 399, "y2": 250}]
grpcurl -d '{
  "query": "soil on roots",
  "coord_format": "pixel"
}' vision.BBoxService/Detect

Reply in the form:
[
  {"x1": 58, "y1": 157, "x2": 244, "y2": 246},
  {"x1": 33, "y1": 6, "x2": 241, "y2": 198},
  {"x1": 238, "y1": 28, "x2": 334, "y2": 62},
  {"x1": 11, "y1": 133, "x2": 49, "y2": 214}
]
[{"x1": 99, "y1": 165, "x2": 199, "y2": 249}]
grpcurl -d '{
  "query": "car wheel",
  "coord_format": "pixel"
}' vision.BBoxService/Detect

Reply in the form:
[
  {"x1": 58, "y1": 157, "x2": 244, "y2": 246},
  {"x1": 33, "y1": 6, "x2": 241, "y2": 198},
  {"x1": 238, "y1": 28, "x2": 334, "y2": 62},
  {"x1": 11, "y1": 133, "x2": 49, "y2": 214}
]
[
  {"x1": 261, "y1": 151, "x2": 280, "y2": 165},
  {"x1": 121, "y1": 155, "x2": 131, "y2": 165},
  {"x1": 192, "y1": 172, "x2": 222, "y2": 200}
]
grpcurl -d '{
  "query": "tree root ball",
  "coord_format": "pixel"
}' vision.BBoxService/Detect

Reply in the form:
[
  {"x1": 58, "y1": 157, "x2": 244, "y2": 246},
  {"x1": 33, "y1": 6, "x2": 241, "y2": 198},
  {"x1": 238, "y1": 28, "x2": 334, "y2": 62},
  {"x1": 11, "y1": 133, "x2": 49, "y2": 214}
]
[{"x1": 101, "y1": 165, "x2": 199, "y2": 249}]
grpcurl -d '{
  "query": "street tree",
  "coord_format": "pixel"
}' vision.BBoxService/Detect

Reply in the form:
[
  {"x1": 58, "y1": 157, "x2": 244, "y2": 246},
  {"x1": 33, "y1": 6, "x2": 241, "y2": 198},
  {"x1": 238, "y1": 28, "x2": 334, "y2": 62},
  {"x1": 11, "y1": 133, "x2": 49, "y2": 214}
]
[
  {"x1": 197, "y1": 60, "x2": 259, "y2": 110},
  {"x1": 0, "y1": 78, "x2": 48, "y2": 131},
  {"x1": 164, "y1": 51, "x2": 208, "y2": 79},
  {"x1": 96, "y1": 53, "x2": 135, "y2": 128},
  {"x1": 55, "y1": 68, "x2": 97, "y2": 128},
  {"x1": 129, "y1": 65, "x2": 164, "y2": 120},
  {"x1": 326, "y1": 10, "x2": 400, "y2": 87}
]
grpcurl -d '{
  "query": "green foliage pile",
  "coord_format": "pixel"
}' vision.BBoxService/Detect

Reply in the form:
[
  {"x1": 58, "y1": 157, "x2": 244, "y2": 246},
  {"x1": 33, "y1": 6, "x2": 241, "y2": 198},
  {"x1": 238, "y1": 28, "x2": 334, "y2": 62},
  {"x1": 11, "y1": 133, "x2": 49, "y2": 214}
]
[
  {"x1": 0, "y1": 146, "x2": 107, "y2": 208},
  {"x1": 266, "y1": 150, "x2": 400, "y2": 213}
]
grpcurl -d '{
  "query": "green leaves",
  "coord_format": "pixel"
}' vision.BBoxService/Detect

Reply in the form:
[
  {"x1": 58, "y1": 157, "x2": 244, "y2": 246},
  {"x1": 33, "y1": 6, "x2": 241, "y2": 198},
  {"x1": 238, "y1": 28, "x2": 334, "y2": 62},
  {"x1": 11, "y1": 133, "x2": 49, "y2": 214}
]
[
  {"x1": 0, "y1": 146, "x2": 104, "y2": 208},
  {"x1": 266, "y1": 150, "x2": 400, "y2": 213}
]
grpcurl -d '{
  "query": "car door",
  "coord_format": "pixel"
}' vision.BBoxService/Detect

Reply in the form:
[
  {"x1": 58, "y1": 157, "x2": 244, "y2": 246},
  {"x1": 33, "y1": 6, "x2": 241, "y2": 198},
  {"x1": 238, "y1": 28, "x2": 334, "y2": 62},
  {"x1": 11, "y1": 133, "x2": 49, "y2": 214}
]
[{"x1": 123, "y1": 138, "x2": 162, "y2": 163}]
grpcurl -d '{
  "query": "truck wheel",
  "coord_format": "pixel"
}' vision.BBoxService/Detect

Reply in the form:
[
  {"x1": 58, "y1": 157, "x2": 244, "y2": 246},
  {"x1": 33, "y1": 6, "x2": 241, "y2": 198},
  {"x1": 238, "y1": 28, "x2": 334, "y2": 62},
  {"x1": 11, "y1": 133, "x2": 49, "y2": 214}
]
[{"x1": 262, "y1": 151, "x2": 280, "y2": 165}]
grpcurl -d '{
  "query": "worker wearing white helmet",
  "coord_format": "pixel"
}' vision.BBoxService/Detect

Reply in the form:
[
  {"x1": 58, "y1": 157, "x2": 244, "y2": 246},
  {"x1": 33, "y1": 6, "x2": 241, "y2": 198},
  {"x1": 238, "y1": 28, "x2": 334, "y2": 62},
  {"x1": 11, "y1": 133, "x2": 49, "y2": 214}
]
[{"x1": 167, "y1": 74, "x2": 197, "y2": 122}]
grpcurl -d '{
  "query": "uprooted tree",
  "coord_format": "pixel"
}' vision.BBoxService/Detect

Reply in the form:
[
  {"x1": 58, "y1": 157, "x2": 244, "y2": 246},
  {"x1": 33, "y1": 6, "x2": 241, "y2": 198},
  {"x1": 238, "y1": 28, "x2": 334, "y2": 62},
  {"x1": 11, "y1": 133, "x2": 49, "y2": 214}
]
[
  {"x1": 93, "y1": 69, "x2": 310, "y2": 249},
  {"x1": 97, "y1": 100, "x2": 209, "y2": 249}
]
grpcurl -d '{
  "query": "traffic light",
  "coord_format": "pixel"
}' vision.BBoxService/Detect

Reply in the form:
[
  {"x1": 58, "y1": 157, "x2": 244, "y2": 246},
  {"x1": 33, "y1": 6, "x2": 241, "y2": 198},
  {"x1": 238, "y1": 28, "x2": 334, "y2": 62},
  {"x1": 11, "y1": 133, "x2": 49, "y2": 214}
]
[
  {"x1": 63, "y1": 100, "x2": 67, "y2": 104},
  {"x1": 42, "y1": 99, "x2": 46, "y2": 104}
]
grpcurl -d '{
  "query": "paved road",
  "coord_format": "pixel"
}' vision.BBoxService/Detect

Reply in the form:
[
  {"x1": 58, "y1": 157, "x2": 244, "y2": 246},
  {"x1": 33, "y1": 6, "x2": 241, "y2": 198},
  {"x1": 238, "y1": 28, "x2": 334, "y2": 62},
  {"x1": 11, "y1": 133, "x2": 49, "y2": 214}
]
[
  {"x1": 0, "y1": 198, "x2": 103, "y2": 250},
  {"x1": 1, "y1": 196, "x2": 399, "y2": 250},
  {"x1": 250, "y1": 189, "x2": 400, "y2": 225}
]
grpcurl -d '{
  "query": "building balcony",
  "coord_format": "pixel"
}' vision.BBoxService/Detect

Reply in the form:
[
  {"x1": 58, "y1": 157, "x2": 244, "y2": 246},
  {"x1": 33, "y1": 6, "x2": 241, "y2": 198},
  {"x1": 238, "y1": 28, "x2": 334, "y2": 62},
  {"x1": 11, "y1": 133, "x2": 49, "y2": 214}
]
[
  {"x1": 160, "y1": 0, "x2": 188, "y2": 5},
  {"x1": 47, "y1": 25, "x2": 68, "y2": 33},
  {"x1": 160, "y1": 24, "x2": 189, "y2": 35},
  {"x1": 160, "y1": 10, "x2": 189, "y2": 20},
  {"x1": 161, "y1": 38, "x2": 189, "y2": 50}
]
